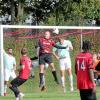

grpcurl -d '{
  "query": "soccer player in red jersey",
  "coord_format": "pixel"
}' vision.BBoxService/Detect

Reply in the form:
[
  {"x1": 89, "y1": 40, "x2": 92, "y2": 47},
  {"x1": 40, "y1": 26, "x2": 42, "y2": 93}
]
[
  {"x1": 38, "y1": 30, "x2": 67, "y2": 91},
  {"x1": 9, "y1": 48, "x2": 32, "y2": 100},
  {"x1": 75, "y1": 41, "x2": 97, "y2": 100}
]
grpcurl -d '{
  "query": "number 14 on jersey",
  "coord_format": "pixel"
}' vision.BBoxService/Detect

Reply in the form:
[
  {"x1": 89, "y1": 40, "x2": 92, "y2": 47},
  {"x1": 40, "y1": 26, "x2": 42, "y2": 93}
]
[{"x1": 77, "y1": 59, "x2": 86, "y2": 71}]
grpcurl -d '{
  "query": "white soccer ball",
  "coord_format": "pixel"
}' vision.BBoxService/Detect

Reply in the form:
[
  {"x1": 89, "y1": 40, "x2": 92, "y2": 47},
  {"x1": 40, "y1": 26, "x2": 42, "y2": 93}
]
[{"x1": 53, "y1": 28, "x2": 59, "y2": 34}]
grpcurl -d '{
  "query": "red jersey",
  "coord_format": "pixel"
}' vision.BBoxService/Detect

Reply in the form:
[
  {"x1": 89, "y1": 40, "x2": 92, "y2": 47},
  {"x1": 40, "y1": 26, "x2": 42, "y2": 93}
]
[
  {"x1": 19, "y1": 55, "x2": 32, "y2": 80},
  {"x1": 75, "y1": 52, "x2": 95, "y2": 89},
  {"x1": 39, "y1": 37, "x2": 55, "y2": 54}
]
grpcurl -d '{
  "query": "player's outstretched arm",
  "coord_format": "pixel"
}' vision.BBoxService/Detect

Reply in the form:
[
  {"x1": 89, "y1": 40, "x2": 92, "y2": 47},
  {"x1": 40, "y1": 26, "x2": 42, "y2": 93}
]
[
  {"x1": 69, "y1": 46, "x2": 73, "y2": 51},
  {"x1": 3, "y1": 49, "x2": 7, "y2": 55},
  {"x1": 54, "y1": 44, "x2": 67, "y2": 49}
]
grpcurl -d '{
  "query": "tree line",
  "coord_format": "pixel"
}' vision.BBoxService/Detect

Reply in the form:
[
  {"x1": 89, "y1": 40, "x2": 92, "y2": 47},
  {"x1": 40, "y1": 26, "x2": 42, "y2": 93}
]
[{"x1": 0, "y1": 0, "x2": 100, "y2": 25}]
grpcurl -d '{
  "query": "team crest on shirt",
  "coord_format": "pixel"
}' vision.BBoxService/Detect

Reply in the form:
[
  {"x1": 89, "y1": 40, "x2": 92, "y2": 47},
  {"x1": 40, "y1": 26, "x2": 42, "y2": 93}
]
[{"x1": 43, "y1": 42, "x2": 51, "y2": 45}]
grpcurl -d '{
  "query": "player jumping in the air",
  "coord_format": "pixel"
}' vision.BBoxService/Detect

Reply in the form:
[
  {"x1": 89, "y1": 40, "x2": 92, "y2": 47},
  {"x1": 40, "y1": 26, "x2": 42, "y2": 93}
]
[
  {"x1": 38, "y1": 30, "x2": 67, "y2": 91},
  {"x1": 53, "y1": 37, "x2": 74, "y2": 92}
]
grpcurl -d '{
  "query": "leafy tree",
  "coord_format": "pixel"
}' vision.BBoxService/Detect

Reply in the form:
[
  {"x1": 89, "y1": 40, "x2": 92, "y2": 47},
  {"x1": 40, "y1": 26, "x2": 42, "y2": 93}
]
[
  {"x1": 51, "y1": 0, "x2": 100, "y2": 25},
  {"x1": 0, "y1": 0, "x2": 100, "y2": 25},
  {"x1": 17, "y1": 0, "x2": 25, "y2": 24},
  {"x1": 11, "y1": 0, "x2": 16, "y2": 24}
]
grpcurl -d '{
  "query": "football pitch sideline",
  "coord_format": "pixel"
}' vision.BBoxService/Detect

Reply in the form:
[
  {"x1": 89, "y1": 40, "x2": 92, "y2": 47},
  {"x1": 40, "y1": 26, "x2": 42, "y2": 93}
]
[{"x1": 0, "y1": 91, "x2": 100, "y2": 100}]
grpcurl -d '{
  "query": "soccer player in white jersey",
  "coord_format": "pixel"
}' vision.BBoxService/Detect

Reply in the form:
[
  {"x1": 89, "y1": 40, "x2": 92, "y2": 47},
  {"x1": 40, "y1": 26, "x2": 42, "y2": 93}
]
[
  {"x1": 53, "y1": 37, "x2": 74, "y2": 92},
  {"x1": 3, "y1": 48, "x2": 16, "y2": 96}
]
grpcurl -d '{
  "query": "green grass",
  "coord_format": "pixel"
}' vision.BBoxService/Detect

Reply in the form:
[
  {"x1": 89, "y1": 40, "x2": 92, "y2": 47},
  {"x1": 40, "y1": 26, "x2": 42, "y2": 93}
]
[
  {"x1": 1, "y1": 60, "x2": 100, "y2": 100},
  {"x1": 0, "y1": 73, "x2": 100, "y2": 100},
  {"x1": 0, "y1": 92, "x2": 80, "y2": 100},
  {"x1": 0, "y1": 90, "x2": 100, "y2": 100}
]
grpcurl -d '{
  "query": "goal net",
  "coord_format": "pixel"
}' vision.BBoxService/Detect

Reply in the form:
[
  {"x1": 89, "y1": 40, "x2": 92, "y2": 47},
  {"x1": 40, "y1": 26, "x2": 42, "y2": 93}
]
[{"x1": 0, "y1": 25, "x2": 100, "y2": 96}]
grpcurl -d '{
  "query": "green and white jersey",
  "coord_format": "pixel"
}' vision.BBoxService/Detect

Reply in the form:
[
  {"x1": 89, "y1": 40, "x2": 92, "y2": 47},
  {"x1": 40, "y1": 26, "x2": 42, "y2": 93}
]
[{"x1": 53, "y1": 40, "x2": 72, "y2": 58}]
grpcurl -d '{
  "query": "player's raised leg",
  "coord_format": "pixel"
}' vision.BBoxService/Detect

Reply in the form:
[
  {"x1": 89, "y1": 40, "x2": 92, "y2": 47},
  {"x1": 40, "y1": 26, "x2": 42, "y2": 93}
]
[
  {"x1": 39, "y1": 54, "x2": 46, "y2": 91},
  {"x1": 9, "y1": 77, "x2": 26, "y2": 100},
  {"x1": 49, "y1": 63, "x2": 59, "y2": 84}
]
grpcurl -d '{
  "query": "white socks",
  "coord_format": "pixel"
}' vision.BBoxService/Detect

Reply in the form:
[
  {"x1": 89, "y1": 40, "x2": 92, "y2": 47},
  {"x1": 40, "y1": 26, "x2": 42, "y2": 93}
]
[
  {"x1": 68, "y1": 75, "x2": 74, "y2": 91},
  {"x1": 61, "y1": 76, "x2": 65, "y2": 87},
  {"x1": 61, "y1": 76, "x2": 66, "y2": 93},
  {"x1": 61, "y1": 75, "x2": 74, "y2": 92}
]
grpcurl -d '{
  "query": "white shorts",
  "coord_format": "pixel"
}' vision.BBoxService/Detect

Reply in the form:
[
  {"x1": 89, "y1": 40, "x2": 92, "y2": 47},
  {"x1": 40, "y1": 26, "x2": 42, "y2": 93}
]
[
  {"x1": 59, "y1": 58, "x2": 71, "y2": 70},
  {"x1": 4, "y1": 69, "x2": 16, "y2": 81}
]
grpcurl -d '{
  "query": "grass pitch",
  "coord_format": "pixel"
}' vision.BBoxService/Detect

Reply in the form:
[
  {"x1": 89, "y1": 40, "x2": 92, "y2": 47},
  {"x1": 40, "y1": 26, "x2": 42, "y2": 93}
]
[
  {"x1": 0, "y1": 90, "x2": 100, "y2": 100},
  {"x1": 0, "y1": 77, "x2": 100, "y2": 100},
  {"x1": 0, "y1": 57, "x2": 100, "y2": 100}
]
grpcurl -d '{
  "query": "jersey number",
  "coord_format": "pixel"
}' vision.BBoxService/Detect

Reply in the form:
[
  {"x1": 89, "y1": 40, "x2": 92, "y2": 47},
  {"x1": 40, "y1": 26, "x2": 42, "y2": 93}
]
[{"x1": 77, "y1": 60, "x2": 85, "y2": 71}]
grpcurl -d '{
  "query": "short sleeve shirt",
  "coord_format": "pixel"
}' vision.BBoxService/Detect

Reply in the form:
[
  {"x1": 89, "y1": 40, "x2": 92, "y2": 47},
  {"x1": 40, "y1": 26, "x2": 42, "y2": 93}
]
[
  {"x1": 75, "y1": 52, "x2": 95, "y2": 89},
  {"x1": 53, "y1": 40, "x2": 72, "y2": 58}
]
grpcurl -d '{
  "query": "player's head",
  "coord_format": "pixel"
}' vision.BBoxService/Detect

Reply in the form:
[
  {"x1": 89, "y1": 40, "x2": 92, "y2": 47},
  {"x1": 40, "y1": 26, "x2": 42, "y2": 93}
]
[
  {"x1": 57, "y1": 37, "x2": 64, "y2": 44},
  {"x1": 93, "y1": 53, "x2": 97, "y2": 62},
  {"x1": 44, "y1": 30, "x2": 51, "y2": 39},
  {"x1": 21, "y1": 48, "x2": 27, "y2": 55},
  {"x1": 8, "y1": 48, "x2": 13, "y2": 55},
  {"x1": 82, "y1": 40, "x2": 91, "y2": 52}
]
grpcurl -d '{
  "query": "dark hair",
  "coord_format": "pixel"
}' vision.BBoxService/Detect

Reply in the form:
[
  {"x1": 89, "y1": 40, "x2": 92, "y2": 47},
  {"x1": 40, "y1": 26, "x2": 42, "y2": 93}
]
[
  {"x1": 8, "y1": 48, "x2": 12, "y2": 50},
  {"x1": 82, "y1": 40, "x2": 91, "y2": 52},
  {"x1": 21, "y1": 48, "x2": 27, "y2": 55}
]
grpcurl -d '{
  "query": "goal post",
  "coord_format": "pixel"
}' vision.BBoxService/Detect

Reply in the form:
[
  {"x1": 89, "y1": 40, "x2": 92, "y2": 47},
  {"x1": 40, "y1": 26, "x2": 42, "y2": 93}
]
[
  {"x1": 0, "y1": 25, "x2": 4, "y2": 96},
  {"x1": 0, "y1": 25, "x2": 100, "y2": 96}
]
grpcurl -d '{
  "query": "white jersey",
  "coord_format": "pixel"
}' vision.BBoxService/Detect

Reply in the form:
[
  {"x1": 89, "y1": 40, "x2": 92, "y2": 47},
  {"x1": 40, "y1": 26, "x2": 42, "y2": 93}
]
[
  {"x1": 53, "y1": 40, "x2": 72, "y2": 59},
  {"x1": 53, "y1": 40, "x2": 73, "y2": 69},
  {"x1": 3, "y1": 51, "x2": 16, "y2": 70}
]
